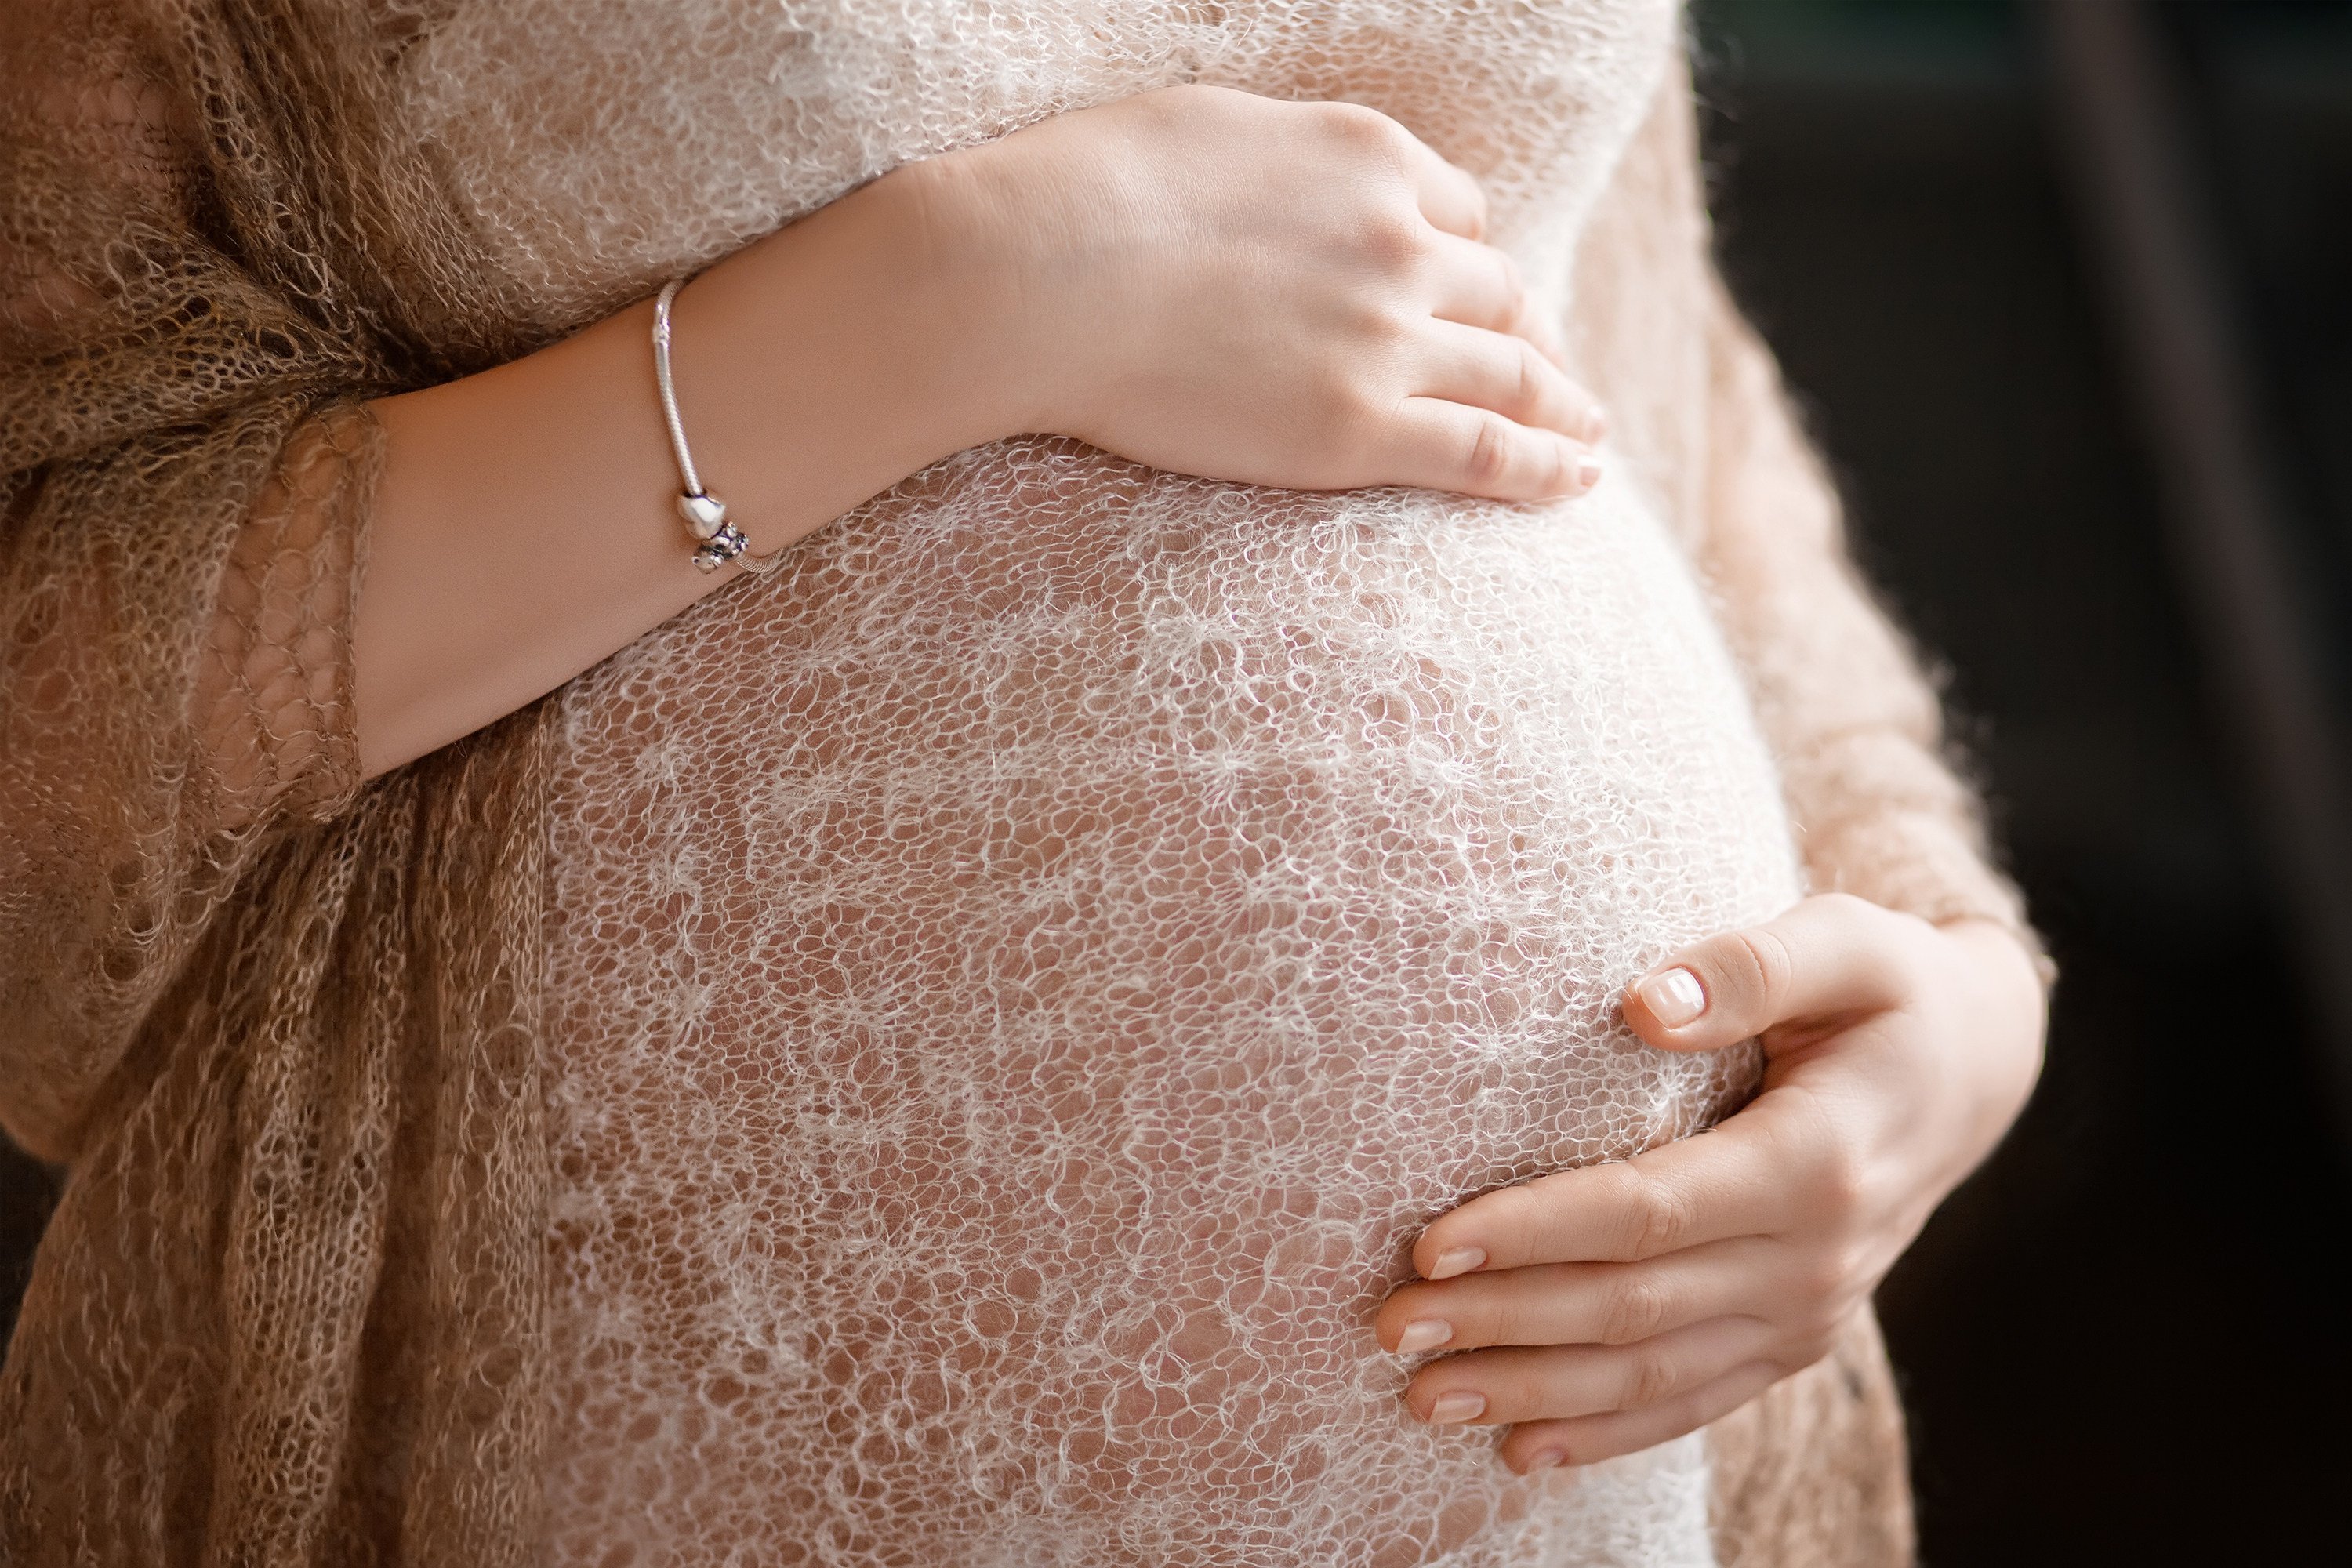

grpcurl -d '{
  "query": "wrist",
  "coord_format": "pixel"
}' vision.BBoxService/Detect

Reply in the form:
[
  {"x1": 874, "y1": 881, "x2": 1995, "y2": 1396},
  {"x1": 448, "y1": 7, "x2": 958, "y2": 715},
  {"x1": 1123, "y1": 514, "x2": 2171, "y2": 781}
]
[
  {"x1": 1936, "y1": 909, "x2": 2056, "y2": 992},
  {"x1": 1936, "y1": 916, "x2": 2048, "y2": 1141},
  {"x1": 672, "y1": 162, "x2": 1031, "y2": 555},
  {"x1": 885, "y1": 146, "x2": 1068, "y2": 442},
  {"x1": 1936, "y1": 914, "x2": 2054, "y2": 1007}
]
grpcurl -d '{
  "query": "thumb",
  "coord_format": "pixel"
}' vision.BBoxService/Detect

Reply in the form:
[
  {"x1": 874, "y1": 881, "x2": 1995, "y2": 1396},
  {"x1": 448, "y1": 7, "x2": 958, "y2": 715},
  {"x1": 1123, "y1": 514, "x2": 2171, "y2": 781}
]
[{"x1": 1621, "y1": 893, "x2": 1918, "y2": 1053}]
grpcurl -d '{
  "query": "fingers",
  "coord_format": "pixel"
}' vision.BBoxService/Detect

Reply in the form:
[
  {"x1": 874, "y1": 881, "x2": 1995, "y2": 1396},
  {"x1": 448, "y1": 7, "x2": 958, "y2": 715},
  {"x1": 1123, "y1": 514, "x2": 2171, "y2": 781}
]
[
  {"x1": 1421, "y1": 233, "x2": 1523, "y2": 334},
  {"x1": 1622, "y1": 894, "x2": 1927, "y2": 1054},
  {"x1": 1422, "y1": 231, "x2": 1569, "y2": 371},
  {"x1": 1497, "y1": 1359, "x2": 1788, "y2": 1473},
  {"x1": 1375, "y1": 1238, "x2": 1790, "y2": 1355},
  {"x1": 1412, "y1": 320, "x2": 1602, "y2": 445},
  {"x1": 1408, "y1": 141, "x2": 1490, "y2": 239},
  {"x1": 1375, "y1": 397, "x2": 1596, "y2": 502},
  {"x1": 1410, "y1": 1095, "x2": 1816, "y2": 1273},
  {"x1": 1402, "y1": 1314, "x2": 1775, "y2": 1430}
]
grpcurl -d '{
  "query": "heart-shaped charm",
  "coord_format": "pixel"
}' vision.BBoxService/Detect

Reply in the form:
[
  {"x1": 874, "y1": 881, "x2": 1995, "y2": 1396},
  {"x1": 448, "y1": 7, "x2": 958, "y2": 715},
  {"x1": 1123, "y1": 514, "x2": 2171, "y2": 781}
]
[{"x1": 677, "y1": 490, "x2": 730, "y2": 540}]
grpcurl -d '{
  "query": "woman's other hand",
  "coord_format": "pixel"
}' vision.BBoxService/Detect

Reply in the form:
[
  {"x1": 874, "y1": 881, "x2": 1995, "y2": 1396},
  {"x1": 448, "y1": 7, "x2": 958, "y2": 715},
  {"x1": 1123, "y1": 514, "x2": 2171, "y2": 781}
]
[
  {"x1": 1373, "y1": 893, "x2": 2046, "y2": 1472},
  {"x1": 913, "y1": 85, "x2": 1606, "y2": 501}
]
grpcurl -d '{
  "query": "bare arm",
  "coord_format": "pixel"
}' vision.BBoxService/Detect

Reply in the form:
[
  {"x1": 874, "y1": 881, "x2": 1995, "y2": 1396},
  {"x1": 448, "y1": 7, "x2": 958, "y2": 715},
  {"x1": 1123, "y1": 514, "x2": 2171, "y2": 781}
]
[
  {"x1": 356, "y1": 167, "x2": 1011, "y2": 775},
  {"x1": 5, "y1": 76, "x2": 1603, "y2": 1163},
  {"x1": 356, "y1": 85, "x2": 1610, "y2": 776}
]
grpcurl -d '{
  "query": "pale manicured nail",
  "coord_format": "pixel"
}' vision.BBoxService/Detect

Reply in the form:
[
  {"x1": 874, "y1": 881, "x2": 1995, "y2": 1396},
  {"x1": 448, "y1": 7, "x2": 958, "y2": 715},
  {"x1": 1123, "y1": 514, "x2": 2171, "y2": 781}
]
[
  {"x1": 1524, "y1": 1448, "x2": 1566, "y2": 1472},
  {"x1": 1574, "y1": 457, "x2": 1603, "y2": 491},
  {"x1": 1638, "y1": 967, "x2": 1707, "y2": 1029},
  {"x1": 1427, "y1": 1390, "x2": 1486, "y2": 1425},
  {"x1": 1428, "y1": 1246, "x2": 1486, "y2": 1280},
  {"x1": 1396, "y1": 1319, "x2": 1454, "y2": 1356},
  {"x1": 1584, "y1": 407, "x2": 1610, "y2": 442}
]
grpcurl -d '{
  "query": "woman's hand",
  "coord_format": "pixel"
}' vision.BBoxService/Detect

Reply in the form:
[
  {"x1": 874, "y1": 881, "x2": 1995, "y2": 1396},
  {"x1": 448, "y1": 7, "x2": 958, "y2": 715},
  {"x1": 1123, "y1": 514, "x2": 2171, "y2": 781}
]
[
  {"x1": 361, "y1": 84, "x2": 1595, "y2": 772},
  {"x1": 913, "y1": 85, "x2": 1605, "y2": 500},
  {"x1": 1373, "y1": 893, "x2": 2046, "y2": 1472}
]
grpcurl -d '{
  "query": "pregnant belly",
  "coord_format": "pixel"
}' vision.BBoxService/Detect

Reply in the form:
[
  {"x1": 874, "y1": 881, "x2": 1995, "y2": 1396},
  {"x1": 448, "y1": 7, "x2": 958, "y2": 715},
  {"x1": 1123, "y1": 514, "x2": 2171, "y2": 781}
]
[{"x1": 539, "y1": 440, "x2": 1799, "y2": 1568}]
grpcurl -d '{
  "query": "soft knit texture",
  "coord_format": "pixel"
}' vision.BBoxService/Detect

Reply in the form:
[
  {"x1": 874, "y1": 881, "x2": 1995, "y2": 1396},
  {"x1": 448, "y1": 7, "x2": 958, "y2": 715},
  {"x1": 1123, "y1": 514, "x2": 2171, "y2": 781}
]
[{"x1": 0, "y1": 2, "x2": 2032, "y2": 1565}]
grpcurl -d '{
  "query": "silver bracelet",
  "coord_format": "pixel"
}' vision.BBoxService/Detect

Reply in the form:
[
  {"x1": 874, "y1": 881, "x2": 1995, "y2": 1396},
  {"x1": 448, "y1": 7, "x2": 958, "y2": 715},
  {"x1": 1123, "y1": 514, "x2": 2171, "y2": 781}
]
[{"x1": 652, "y1": 277, "x2": 783, "y2": 575}]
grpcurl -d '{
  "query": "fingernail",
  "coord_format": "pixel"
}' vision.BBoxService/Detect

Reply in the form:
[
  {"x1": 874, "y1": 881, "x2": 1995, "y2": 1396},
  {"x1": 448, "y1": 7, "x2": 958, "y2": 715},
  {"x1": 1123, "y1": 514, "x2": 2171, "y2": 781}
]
[
  {"x1": 1524, "y1": 1448, "x2": 1566, "y2": 1473},
  {"x1": 1427, "y1": 1390, "x2": 1486, "y2": 1425},
  {"x1": 1584, "y1": 407, "x2": 1610, "y2": 442},
  {"x1": 1396, "y1": 1319, "x2": 1454, "y2": 1355},
  {"x1": 1637, "y1": 967, "x2": 1707, "y2": 1029},
  {"x1": 1574, "y1": 457, "x2": 1603, "y2": 491},
  {"x1": 1428, "y1": 1247, "x2": 1486, "y2": 1280}
]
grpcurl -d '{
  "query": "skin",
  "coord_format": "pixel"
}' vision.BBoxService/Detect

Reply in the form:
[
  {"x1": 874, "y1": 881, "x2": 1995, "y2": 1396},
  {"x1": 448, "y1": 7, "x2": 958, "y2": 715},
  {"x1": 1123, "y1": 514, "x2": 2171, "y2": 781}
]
[
  {"x1": 1375, "y1": 896, "x2": 2046, "y2": 1470},
  {"x1": 354, "y1": 85, "x2": 2047, "y2": 1466},
  {"x1": 357, "y1": 86, "x2": 1597, "y2": 775}
]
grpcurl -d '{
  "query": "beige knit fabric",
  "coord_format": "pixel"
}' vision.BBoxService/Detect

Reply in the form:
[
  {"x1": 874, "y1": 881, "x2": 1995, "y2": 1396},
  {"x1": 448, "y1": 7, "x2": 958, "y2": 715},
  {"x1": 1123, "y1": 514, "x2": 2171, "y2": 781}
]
[{"x1": 1, "y1": 2, "x2": 2026, "y2": 1564}]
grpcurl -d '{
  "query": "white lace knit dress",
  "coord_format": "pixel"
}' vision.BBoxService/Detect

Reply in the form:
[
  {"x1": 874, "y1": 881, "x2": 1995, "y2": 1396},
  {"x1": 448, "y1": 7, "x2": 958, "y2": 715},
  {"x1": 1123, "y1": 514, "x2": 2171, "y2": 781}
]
[{"x1": 403, "y1": 4, "x2": 1801, "y2": 1563}]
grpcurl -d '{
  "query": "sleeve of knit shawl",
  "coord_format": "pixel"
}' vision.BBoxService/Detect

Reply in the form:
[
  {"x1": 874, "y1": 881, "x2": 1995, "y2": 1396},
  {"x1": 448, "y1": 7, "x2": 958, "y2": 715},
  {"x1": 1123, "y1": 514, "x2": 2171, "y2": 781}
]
[
  {"x1": 0, "y1": 66, "x2": 375, "y2": 1163},
  {"x1": 1571, "y1": 51, "x2": 2045, "y2": 967}
]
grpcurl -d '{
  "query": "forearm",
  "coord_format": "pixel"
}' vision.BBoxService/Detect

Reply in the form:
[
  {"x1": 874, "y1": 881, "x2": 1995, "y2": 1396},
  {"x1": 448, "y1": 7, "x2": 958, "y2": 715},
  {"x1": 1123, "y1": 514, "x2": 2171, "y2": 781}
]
[
  {"x1": 354, "y1": 163, "x2": 1014, "y2": 776},
  {"x1": 357, "y1": 85, "x2": 1603, "y2": 777}
]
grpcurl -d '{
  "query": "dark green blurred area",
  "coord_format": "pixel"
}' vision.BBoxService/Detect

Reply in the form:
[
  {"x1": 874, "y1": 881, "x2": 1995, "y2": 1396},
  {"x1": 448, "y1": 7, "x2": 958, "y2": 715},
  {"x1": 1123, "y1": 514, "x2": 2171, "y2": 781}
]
[
  {"x1": 6, "y1": 2, "x2": 2351, "y2": 1561},
  {"x1": 1693, "y1": 0, "x2": 2352, "y2": 1561}
]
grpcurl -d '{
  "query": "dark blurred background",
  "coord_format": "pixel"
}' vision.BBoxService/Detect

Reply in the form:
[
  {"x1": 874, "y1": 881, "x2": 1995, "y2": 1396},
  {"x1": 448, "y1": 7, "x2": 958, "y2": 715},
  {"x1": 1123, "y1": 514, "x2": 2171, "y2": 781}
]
[
  {"x1": 5, "y1": 2, "x2": 2350, "y2": 1562},
  {"x1": 1691, "y1": 0, "x2": 2352, "y2": 1561}
]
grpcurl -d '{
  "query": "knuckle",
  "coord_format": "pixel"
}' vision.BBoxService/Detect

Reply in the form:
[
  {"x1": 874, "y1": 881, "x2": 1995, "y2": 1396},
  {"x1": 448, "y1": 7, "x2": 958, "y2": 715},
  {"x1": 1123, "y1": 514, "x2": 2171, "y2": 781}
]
[
  {"x1": 1509, "y1": 336, "x2": 1544, "y2": 417},
  {"x1": 1599, "y1": 1272, "x2": 1670, "y2": 1345},
  {"x1": 1620, "y1": 1169, "x2": 1692, "y2": 1261},
  {"x1": 1465, "y1": 186, "x2": 1492, "y2": 239},
  {"x1": 1806, "y1": 1145, "x2": 1871, "y2": 1226},
  {"x1": 1729, "y1": 925, "x2": 1798, "y2": 1015},
  {"x1": 1352, "y1": 301, "x2": 1419, "y2": 353},
  {"x1": 1327, "y1": 106, "x2": 1421, "y2": 184},
  {"x1": 1622, "y1": 1346, "x2": 1680, "y2": 1410},
  {"x1": 1543, "y1": 436, "x2": 1573, "y2": 493},
  {"x1": 1483, "y1": 1293, "x2": 1527, "y2": 1346},
  {"x1": 1533, "y1": 1430, "x2": 1585, "y2": 1468},
  {"x1": 1515, "y1": 1181, "x2": 1580, "y2": 1261},
  {"x1": 1352, "y1": 209, "x2": 1429, "y2": 271},
  {"x1": 1461, "y1": 411, "x2": 1515, "y2": 488},
  {"x1": 1322, "y1": 100, "x2": 1399, "y2": 148},
  {"x1": 1496, "y1": 252, "x2": 1527, "y2": 311}
]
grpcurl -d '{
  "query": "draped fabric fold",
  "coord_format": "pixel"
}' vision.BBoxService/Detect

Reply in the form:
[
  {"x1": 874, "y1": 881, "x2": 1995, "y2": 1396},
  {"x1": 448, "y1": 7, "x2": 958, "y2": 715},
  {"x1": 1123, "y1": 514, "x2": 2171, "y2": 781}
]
[{"x1": 2, "y1": 4, "x2": 550, "y2": 1561}]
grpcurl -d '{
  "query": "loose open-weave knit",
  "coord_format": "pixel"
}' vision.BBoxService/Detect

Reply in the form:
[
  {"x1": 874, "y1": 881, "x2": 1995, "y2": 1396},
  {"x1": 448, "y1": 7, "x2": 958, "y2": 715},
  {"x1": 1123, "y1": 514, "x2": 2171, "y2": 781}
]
[{"x1": 0, "y1": 2, "x2": 2029, "y2": 1564}]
